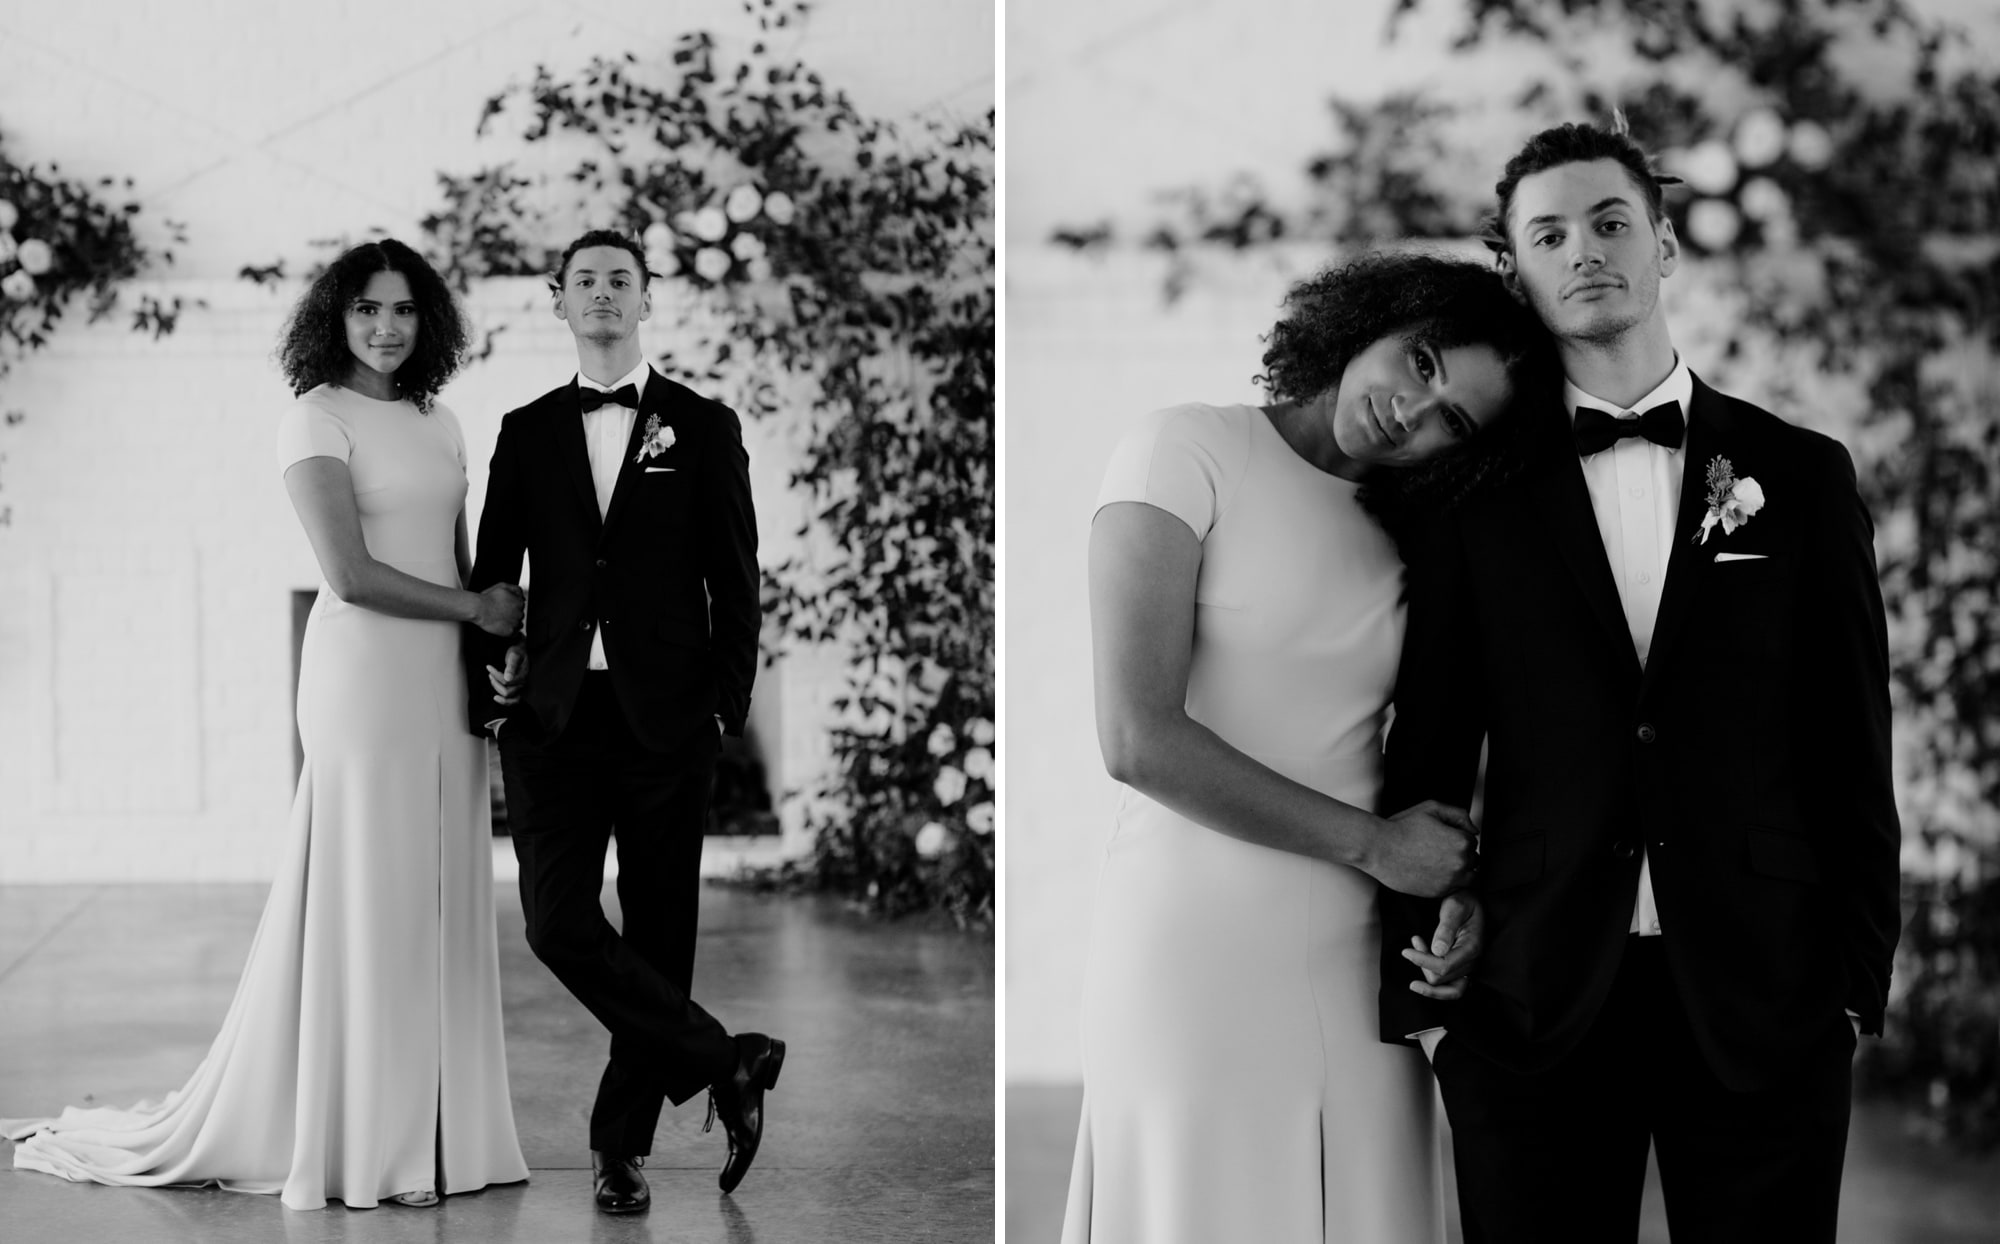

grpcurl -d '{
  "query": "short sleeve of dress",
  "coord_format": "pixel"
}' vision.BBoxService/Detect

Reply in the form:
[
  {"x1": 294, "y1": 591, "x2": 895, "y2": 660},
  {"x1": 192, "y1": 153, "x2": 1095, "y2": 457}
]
[
  {"x1": 1093, "y1": 404, "x2": 1251, "y2": 542},
  {"x1": 432, "y1": 402, "x2": 468, "y2": 469},
  {"x1": 277, "y1": 394, "x2": 353, "y2": 471}
]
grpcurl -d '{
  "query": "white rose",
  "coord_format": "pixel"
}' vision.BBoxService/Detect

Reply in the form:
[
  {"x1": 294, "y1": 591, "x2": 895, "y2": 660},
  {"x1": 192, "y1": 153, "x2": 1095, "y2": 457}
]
[
  {"x1": 967, "y1": 802, "x2": 994, "y2": 836},
  {"x1": 730, "y1": 231, "x2": 765, "y2": 261},
  {"x1": 1685, "y1": 199, "x2": 1741, "y2": 251},
  {"x1": 1677, "y1": 140, "x2": 1739, "y2": 196},
  {"x1": 1732, "y1": 108, "x2": 1788, "y2": 169},
  {"x1": 693, "y1": 207, "x2": 729, "y2": 242},
  {"x1": 15, "y1": 237, "x2": 53, "y2": 275},
  {"x1": 1787, "y1": 121, "x2": 1834, "y2": 170},
  {"x1": 763, "y1": 191, "x2": 795, "y2": 225},
  {"x1": 724, "y1": 183, "x2": 763, "y2": 223},
  {"x1": 642, "y1": 221, "x2": 676, "y2": 251},
  {"x1": 0, "y1": 232, "x2": 15, "y2": 265},
  {"x1": 934, "y1": 765, "x2": 967, "y2": 806},
  {"x1": 0, "y1": 199, "x2": 16, "y2": 230},
  {"x1": 914, "y1": 820, "x2": 949, "y2": 858},
  {"x1": 694, "y1": 246, "x2": 733, "y2": 282},
  {"x1": 1, "y1": 269, "x2": 36, "y2": 301},
  {"x1": 926, "y1": 724, "x2": 957, "y2": 757},
  {"x1": 1729, "y1": 477, "x2": 1765, "y2": 515},
  {"x1": 963, "y1": 747, "x2": 992, "y2": 782},
  {"x1": 968, "y1": 717, "x2": 994, "y2": 746}
]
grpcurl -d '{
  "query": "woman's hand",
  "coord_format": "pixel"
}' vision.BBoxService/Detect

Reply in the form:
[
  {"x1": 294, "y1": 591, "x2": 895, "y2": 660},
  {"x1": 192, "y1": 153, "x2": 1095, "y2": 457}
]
[
  {"x1": 1403, "y1": 889, "x2": 1485, "y2": 1000},
  {"x1": 472, "y1": 583, "x2": 525, "y2": 636},
  {"x1": 1368, "y1": 800, "x2": 1481, "y2": 897},
  {"x1": 487, "y1": 643, "x2": 528, "y2": 704}
]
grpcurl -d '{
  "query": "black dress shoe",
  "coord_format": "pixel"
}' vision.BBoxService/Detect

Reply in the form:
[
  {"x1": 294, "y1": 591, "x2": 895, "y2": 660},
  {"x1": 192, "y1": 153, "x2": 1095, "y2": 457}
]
[
  {"x1": 703, "y1": 1032, "x2": 787, "y2": 1193},
  {"x1": 591, "y1": 1151, "x2": 650, "y2": 1214}
]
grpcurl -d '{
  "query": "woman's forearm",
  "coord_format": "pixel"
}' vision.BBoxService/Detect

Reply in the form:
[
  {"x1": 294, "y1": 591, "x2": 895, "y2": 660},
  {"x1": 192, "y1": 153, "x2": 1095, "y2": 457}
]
[{"x1": 325, "y1": 557, "x2": 480, "y2": 623}]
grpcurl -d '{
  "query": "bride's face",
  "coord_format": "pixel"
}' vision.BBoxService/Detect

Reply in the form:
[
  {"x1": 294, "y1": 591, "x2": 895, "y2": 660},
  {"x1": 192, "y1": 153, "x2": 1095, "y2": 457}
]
[
  {"x1": 1328, "y1": 332, "x2": 1511, "y2": 470},
  {"x1": 343, "y1": 269, "x2": 419, "y2": 378}
]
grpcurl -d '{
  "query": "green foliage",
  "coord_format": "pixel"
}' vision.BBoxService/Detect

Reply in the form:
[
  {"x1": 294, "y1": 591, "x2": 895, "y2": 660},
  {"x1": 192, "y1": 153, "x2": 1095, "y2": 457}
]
[
  {"x1": 1066, "y1": 0, "x2": 2000, "y2": 1144},
  {"x1": 423, "y1": 2, "x2": 994, "y2": 926}
]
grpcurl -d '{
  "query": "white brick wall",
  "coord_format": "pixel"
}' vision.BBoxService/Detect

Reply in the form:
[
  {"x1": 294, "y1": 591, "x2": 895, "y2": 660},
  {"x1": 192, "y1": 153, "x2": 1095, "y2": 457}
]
[{"x1": 0, "y1": 277, "x2": 833, "y2": 880}]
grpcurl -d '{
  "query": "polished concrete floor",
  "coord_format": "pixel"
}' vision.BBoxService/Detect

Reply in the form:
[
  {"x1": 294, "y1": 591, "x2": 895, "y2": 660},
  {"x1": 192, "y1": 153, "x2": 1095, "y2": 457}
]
[
  {"x1": 1010, "y1": 1083, "x2": 2000, "y2": 1243},
  {"x1": 0, "y1": 875, "x2": 994, "y2": 1243}
]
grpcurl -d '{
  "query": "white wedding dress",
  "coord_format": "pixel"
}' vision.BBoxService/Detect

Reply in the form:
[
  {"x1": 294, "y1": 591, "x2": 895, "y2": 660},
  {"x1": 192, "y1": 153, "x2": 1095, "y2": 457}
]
[
  {"x1": 1062, "y1": 403, "x2": 1443, "y2": 1244},
  {"x1": 3, "y1": 385, "x2": 530, "y2": 1209}
]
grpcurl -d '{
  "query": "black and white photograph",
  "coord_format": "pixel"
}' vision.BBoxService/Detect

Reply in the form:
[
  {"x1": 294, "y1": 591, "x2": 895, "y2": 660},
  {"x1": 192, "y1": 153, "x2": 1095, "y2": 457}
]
[
  {"x1": 0, "y1": 1, "x2": 992, "y2": 1240},
  {"x1": 1006, "y1": 1, "x2": 2000, "y2": 1242}
]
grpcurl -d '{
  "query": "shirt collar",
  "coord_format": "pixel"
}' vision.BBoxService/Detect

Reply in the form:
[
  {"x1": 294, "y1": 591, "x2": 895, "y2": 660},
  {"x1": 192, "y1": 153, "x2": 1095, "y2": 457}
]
[
  {"x1": 1563, "y1": 353, "x2": 1691, "y2": 433},
  {"x1": 576, "y1": 359, "x2": 650, "y2": 402}
]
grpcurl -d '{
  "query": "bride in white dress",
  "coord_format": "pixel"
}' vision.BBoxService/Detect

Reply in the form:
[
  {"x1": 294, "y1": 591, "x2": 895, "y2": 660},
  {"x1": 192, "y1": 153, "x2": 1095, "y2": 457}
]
[
  {"x1": 1063, "y1": 253, "x2": 1556, "y2": 1243},
  {"x1": 4, "y1": 240, "x2": 531, "y2": 1210}
]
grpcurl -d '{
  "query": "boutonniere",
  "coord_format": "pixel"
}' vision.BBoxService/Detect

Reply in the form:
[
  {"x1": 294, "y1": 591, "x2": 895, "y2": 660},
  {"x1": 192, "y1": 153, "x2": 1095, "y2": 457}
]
[
  {"x1": 633, "y1": 414, "x2": 676, "y2": 463},
  {"x1": 1694, "y1": 455, "x2": 1765, "y2": 544}
]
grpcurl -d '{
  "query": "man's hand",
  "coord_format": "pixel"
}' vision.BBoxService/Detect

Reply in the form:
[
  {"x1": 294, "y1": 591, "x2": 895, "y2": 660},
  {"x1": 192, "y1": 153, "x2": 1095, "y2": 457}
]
[
  {"x1": 487, "y1": 643, "x2": 528, "y2": 705},
  {"x1": 1402, "y1": 888, "x2": 1485, "y2": 1001}
]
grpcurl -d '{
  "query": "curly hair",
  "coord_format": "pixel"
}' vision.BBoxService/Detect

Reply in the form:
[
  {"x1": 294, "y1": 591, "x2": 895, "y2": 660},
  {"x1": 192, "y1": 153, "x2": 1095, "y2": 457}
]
[
  {"x1": 1480, "y1": 118, "x2": 1683, "y2": 256},
  {"x1": 277, "y1": 239, "x2": 468, "y2": 412},
  {"x1": 1257, "y1": 250, "x2": 1560, "y2": 555},
  {"x1": 552, "y1": 229, "x2": 651, "y2": 291}
]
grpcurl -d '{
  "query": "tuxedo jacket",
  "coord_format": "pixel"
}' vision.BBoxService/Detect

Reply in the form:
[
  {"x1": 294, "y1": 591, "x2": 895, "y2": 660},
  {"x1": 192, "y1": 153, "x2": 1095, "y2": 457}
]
[
  {"x1": 464, "y1": 368, "x2": 760, "y2": 752},
  {"x1": 1377, "y1": 374, "x2": 1900, "y2": 1093}
]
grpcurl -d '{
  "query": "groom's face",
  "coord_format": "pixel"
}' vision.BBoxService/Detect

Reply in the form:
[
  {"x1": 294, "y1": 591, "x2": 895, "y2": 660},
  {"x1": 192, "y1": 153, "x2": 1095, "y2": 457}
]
[
  {"x1": 554, "y1": 246, "x2": 652, "y2": 344},
  {"x1": 1500, "y1": 158, "x2": 1677, "y2": 346}
]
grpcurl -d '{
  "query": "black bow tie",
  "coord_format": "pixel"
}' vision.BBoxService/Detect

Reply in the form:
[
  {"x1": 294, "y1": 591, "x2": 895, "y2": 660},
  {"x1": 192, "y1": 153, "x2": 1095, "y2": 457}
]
[
  {"x1": 578, "y1": 384, "x2": 639, "y2": 412},
  {"x1": 1573, "y1": 400, "x2": 1684, "y2": 457}
]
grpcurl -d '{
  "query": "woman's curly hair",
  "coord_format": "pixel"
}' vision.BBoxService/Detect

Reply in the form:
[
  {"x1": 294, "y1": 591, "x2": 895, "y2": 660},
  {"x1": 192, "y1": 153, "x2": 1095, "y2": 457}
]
[
  {"x1": 277, "y1": 239, "x2": 469, "y2": 412},
  {"x1": 1257, "y1": 250, "x2": 1560, "y2": 556}
]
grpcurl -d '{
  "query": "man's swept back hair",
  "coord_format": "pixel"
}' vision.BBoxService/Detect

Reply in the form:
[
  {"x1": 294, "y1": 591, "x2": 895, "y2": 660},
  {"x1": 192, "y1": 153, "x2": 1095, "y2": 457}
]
[{"x1": 1479, "y1": 114, "x2": 1684, "y2": 256}]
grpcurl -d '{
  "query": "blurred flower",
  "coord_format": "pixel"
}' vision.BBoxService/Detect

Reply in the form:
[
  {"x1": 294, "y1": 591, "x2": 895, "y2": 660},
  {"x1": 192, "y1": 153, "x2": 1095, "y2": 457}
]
[
  {"x1": 694, "y1": 247, "x2": 732, "y2": 281},
  {"x1": 693, "y1": 207, "x2": 729, "y2": 242},
  {"x1": 746, "y1": 256, "x2": 773, "y2": 282},
  {"x1": 1, "y1": 269, "x2": 35, "y2": 301},
  {"x1": 1732, "y1": 108, "x2": 1788, "y2": 169},
  {"x1": 1679, "y1": 141, "x2": 1739, "y2": 196},
  {"x1": 1760, "y1": 214, "x2": 1799, "y2": 250},
  {"x1": 0, "y1": 200, "x2": 14, "y2": 231},
  {"x1": 1686, "y1": 199, "x2": 1742, "y2": 250},
  {"x1": 1738, "y1": 177, "x2": 1789, "y2": 221},
  {"x1": 643, "y1": 221, "x2": 676, "y2": 252},
  {"x1": 1787, "y1": 121, "x2": 1834, "y2": 170},
  {"x1": 763, "y1": 191, "x2": 795, "y2": 225},
  {"x1": 0, "y1": 232, "x2": 15, "y2": 265},
  {"x1": 934, "y1": 765, "x2": 967, "y2": 805},
  {"x1": 914, "y1": 820, "x2": 949, "y2": 858},
  {"x1": 730, "y1": 231, "x2": 766, "y2": 261},
  {"x1": 968, "y1": 717, "x2": 994, "y2": 746},
  {"x1": 927, "y1": 723, "x2": 957, "y2": 757},
  {"x1": 963, "y1": 747, "x2": 992, "y2": 781},
  {"x1": 967, "y1": 802, "x2": 994, "y2": 836},
  {"x1": 647, "y1": 247, "x2": 680, "y2": 278},
  {"x1": 15, "y1": 238, "x2": 53, "y2": 275},
  {"x1": 672, "y1": 209, "x2": 700, "y2": 236},
  {"x1": 725, "y1": 183, "x2": 763, "y2": 223}
]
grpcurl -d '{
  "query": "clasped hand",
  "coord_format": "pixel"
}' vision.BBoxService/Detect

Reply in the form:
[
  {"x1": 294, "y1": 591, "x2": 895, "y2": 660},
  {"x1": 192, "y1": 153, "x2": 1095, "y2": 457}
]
[
  {"x1": 473, "y1": 583, "x2": 525, "y2": 636},
  {"x1": 1403, "y1": 890, "x2": 1484, "y2": 1002},
  {"x1": 486, "y1": 643, "x2": 529, "y2": 706}
]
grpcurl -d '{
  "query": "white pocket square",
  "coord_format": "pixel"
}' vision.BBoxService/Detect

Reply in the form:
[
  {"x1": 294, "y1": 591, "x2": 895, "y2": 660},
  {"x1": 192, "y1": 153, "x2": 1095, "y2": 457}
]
[
  {"x1": 1713, "y1": 552, "x2": 1768, "y2": 562},
  {"x1": 644, "y1": 466, "x2": 676, "y2": 474}
]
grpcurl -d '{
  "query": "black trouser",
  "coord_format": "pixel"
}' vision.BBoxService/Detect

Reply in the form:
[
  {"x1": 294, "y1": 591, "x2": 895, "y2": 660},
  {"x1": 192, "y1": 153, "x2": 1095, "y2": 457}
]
[
  {"x1": 1433, "y1": 936, "x2": 1854, "y2": 1244},
  {"x1": 500, "y1": 672, "x2": 738, "y2": 1156}
]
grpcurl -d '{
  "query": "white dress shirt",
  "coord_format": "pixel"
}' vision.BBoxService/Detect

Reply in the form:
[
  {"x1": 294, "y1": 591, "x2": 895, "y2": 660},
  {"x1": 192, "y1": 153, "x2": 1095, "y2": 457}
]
[
  {"x1": 578, "y1": 361, "x2": 650, "y2": 670},
  {"x1": 1566, "y1": 354, "x2": 1692, "y2": 939}
]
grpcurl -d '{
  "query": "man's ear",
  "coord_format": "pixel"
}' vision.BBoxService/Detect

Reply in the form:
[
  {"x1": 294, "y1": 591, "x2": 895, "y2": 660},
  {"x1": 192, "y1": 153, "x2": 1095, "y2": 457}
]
[
  {"x1": 638, "y1": 283, "x2": 653, "y2": 322},
  {"x1": 1656, "y1": 214, "x2": 1680, "y2": 279},
  {"x1": 1496, "y1": 251, "x2": 1527, "y2": 305},
  {"x1": 551, "y1": 286, "x2": 570, "y2": 323}
]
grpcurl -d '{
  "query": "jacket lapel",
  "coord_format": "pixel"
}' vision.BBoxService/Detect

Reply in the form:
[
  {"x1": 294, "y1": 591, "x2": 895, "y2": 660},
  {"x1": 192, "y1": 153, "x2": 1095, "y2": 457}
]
[
  {"x1": 599, "y1": 367, "x2": 664, "y2": 541},
  {"x1": 1638, "y1": 375, "x2": 1732, "y2": 705},
  {"x1": 555, "y1": 381, "x2": 602, "y2": 535},
  {"x1": 1525, "y1": 412, "x2": 1643, "y2": 682}
]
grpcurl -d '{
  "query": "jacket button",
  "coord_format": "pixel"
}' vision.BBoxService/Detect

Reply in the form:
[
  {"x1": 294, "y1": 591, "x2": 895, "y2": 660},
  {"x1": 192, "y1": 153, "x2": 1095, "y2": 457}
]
[
  {"x1": 1636, "y1": 723, "x2": 1657, "y2": 743},
  {"x1": 578, "y1": 620, "x2": 591, "y2": 631},
  {"x1": 1612, "y1": 840, "x2": 1636, "y2": 859},
  {"x1": 596, "y1": 558, "x2": 608, "y2": 569}
]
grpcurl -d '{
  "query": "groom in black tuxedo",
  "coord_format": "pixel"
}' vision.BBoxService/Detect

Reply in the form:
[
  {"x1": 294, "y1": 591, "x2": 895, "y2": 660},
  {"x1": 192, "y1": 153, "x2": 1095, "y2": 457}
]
[
  {"x1": 1379, "y1": 124, "x2": 1900, "y2": 1242},
  {"x1": 467, "y1": 229, "x2": 784, "y2": 1215}
]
